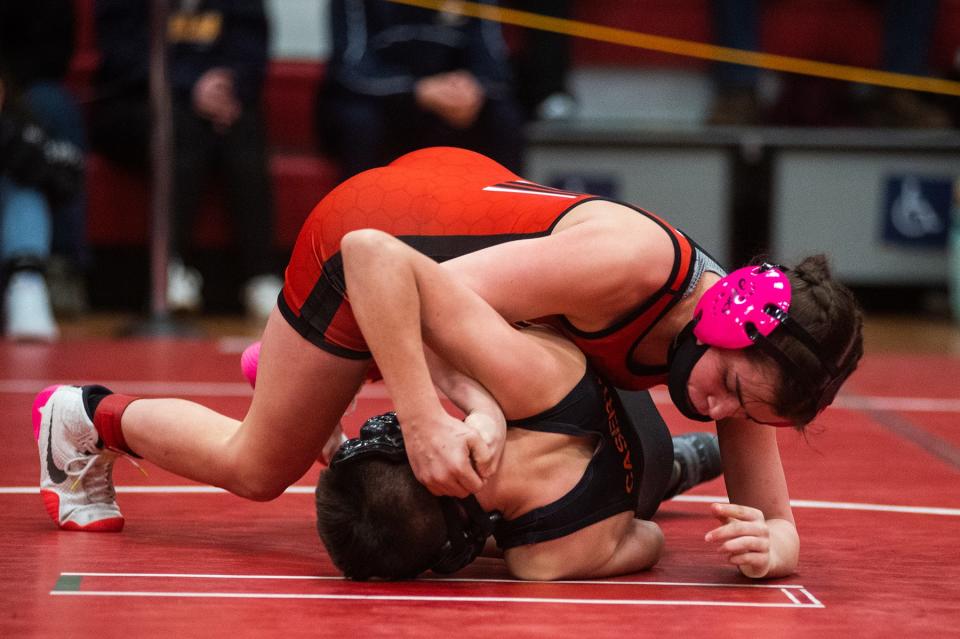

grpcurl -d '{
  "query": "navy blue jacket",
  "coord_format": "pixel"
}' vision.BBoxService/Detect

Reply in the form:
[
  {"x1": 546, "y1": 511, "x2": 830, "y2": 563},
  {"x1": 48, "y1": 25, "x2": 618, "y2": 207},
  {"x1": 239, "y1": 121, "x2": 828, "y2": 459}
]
[{"x1": 326, "y1": 0, "x2": 513, "y2": 100}]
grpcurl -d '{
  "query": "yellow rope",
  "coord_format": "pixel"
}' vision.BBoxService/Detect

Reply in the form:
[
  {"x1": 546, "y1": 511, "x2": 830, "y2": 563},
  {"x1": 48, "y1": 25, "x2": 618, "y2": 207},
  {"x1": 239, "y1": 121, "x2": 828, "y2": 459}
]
[{"x1": 389, "y1": 0, "x2": 960, "y2": 97}]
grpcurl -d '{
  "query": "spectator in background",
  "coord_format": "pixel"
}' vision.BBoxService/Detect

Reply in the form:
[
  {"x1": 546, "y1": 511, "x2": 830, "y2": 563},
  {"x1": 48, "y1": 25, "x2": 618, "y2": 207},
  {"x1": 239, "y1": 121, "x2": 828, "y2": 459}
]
[
  {"x1": 316, "y1": 0, "x2": 526, "y2": 178},
  {"x1": 708, "y1": 0, "x2": 951, "y2": 128},
  {"x1": 0, "y1": 0, "x2": 90, "y2": 316},
  {"x1": 508, "y1": 0, "x2": 578, "y2": 121},
  {"x1": 89, "y1": 0, "x2": 282, "y2": 320},
  {"x1": 708, "y1": 0, "x2": 763, "y2": 125},
  {"x1": 858, "y1": 0, "x2": 951, "y2": 128},
  {"x1": 0, "y1": 69, "x2": 84, "y2": 341}
]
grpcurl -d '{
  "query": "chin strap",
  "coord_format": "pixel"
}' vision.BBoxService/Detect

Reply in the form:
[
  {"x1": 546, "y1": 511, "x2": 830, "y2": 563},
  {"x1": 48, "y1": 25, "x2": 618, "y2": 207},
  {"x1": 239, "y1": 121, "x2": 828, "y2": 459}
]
[
  {"x1": 431, "y1": 495, "x2": 501, "y2": 575},
  {"x1": 667, "y1": 320, "x2": 713, "y2": 422}
]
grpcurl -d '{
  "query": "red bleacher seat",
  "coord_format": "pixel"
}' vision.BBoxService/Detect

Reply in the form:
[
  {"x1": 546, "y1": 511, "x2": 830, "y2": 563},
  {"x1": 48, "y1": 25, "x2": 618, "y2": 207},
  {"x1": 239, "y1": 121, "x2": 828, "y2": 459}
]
[
  {"x1": 571, "y1": 0, "x2": 959, "y2": 72},
  {"x1": 86, "y1": 152, "x2": 339, "y2": 248}
]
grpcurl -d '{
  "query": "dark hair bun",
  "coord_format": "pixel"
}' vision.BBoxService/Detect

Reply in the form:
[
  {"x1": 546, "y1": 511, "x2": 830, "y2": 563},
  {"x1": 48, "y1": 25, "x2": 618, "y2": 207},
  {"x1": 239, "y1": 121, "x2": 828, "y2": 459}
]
[{"x1": 793, "y1": 254, "x2": 831, "y2": 288}]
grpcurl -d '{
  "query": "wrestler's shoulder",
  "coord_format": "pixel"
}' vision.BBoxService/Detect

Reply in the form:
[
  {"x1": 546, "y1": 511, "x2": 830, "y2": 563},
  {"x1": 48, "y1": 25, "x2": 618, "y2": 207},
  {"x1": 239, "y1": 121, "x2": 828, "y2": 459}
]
[{"x1": 554, "y1": 199, "x2": 671, "y2": 235}]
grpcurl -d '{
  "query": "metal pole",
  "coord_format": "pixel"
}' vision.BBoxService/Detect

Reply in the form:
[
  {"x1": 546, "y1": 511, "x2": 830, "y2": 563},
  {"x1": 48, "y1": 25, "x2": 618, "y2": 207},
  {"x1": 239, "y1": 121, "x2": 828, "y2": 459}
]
[
  {"x1": 123, "y1": 0, "x2": 199, "y2": 336},
  {"x1": 148, "y1": 0, "x2": 172, "y2": 320}
]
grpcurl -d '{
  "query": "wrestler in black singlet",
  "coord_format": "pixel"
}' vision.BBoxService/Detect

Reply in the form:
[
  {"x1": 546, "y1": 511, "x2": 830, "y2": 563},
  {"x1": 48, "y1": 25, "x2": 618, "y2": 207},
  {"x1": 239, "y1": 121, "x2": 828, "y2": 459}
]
[{"x1": 494, "y1": 372, "x2": 675, "y2": 549}]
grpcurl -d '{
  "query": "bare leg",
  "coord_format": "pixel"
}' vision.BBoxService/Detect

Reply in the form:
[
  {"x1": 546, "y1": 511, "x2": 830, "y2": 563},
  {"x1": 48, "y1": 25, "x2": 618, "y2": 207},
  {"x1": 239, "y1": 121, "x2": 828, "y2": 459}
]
[{"x1": 122, "y1": 308, "x2": 369, "y2": 500}]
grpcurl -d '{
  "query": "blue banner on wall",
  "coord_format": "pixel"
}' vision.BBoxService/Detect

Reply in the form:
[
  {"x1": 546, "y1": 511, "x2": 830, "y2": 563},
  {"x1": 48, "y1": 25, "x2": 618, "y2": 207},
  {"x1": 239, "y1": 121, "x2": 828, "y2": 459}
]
[{"x1": 881, "y1": 175, "x2": 952, "y2": 249}]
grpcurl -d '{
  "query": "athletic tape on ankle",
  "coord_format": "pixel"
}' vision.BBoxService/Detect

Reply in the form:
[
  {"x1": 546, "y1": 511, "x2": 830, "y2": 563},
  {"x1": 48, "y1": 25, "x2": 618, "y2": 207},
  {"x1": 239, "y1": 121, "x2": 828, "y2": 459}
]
[{"x1": 93, "y1": 394, "x2": 141, "y2": 458}]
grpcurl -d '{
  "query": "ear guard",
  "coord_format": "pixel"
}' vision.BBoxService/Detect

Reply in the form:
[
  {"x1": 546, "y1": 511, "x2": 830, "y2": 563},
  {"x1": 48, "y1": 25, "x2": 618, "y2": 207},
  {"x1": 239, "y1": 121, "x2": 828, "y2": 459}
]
[
  {"x1": 329, "y1": 412, "x2": 407, "y2": 466},
  {"x1": 329, "y1": 412, "x2": 501, "y2": 577},
  {"x1": 668, "y1": 264, "x2": 848, "y2": 425},
  {"x1": 432, "y1": 495, "x2": 501, "y2": 575},
  {"x1": 693, "y1": 264, "x2": 792, "y2": 348}
]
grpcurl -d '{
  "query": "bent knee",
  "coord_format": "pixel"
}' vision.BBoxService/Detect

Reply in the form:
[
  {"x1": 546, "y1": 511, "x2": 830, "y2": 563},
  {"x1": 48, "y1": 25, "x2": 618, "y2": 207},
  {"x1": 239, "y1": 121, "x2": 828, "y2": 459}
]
[
  {"x1": 233, "y1": 476, "x2": 289, "y2": 502},
  {"x1": 229, "y1": 463, "x2": 297, "y2": 502},
  {"x1": 341, "y1": 228, "x2": 399, "y2": 258}
]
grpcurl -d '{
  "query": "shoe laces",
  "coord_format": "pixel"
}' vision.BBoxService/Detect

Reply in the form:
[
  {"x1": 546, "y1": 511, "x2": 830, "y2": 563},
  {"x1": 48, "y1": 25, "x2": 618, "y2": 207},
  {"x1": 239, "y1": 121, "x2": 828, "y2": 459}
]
[
  {"x1": 66, "y1": 448, "x2": 148, "y2": 497},
  {"x1": 70, "y1": 427, "x2": 100, "y2": 456}
]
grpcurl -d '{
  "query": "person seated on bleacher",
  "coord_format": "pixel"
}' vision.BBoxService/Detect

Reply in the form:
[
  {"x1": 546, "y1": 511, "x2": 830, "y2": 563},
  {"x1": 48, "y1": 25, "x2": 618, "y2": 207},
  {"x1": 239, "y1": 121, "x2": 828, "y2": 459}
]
[
  {"x1": 708, "y1": 0, "x2": 952, "y2": 128},
  {"x1": 88, "y1": 0, "x2": 282, "y2": 319},
  {"x1": 316, "y1": 0, "x2": 527, "y2": 178},
  {"x1": 507, "y1": 0, "x2": 579, "y2": 121},
  {"x1": 0, "y1": 0, "x2": 91, "y2": 317},
  {"x1": 0, "y1": 69, "x2": 84, "y2": 341}
]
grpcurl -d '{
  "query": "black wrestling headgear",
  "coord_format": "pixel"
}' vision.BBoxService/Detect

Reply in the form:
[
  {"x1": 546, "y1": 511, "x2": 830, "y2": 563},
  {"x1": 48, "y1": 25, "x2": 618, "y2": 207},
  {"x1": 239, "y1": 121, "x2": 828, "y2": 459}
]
[{"x1": 329, "y1": 412, "x2": 501, "y2": 577}]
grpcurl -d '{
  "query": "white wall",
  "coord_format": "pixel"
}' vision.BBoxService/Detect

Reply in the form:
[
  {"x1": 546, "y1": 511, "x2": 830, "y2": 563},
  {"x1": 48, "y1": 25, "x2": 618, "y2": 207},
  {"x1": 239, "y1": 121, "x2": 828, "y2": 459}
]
[
  {"x1": 772, "y1": 151, "x2": 960, "y2": 285},
  {"x1": 266, "y1": 0, "x2": 329, "y2": 60}
]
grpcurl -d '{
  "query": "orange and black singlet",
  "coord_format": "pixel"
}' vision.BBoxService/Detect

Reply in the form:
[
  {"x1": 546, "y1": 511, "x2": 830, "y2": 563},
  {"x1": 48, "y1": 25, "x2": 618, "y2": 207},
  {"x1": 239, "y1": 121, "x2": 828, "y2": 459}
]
[
  {"x1": 540, "y1": 211, "x2": 700, "y2": 390},
  {"x1": 279, "y1": 146, "x2": 699, "y2": 390}
]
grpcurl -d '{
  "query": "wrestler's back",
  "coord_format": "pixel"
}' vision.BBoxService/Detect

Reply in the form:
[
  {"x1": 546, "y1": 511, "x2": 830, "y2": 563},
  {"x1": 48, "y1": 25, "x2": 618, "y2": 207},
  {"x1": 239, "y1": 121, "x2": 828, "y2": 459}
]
[{"x1": 306, "y1": 147, "x2": 596, "y2": 262}]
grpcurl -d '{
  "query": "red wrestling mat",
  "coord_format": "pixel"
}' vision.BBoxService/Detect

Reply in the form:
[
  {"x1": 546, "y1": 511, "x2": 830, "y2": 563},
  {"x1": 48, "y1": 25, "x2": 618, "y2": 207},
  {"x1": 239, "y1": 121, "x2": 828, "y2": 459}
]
[{"x1": 1, "y1": 340, "x2": 958, "y2": 637}]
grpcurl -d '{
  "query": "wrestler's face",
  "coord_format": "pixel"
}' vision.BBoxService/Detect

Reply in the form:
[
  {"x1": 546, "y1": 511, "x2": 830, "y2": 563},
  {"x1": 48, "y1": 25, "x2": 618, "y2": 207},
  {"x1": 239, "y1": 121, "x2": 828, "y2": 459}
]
[{"x1": 686, "y1": 347, "x2": 784, "y2": 424}]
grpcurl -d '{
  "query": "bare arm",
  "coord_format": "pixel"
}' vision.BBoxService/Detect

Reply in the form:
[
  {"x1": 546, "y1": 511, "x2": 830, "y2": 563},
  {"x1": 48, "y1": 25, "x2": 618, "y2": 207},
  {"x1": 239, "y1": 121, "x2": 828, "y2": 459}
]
[
  {"x1": 505, "y1": 514, "x2": 664, "y2": 580},
  {"x1": 441, "y1": 207, "x2": 674, "y2": 329},
  {"x1": 423, "y1": 346, "x2": 506, "y2": 467},
  {"x1": 341, "y1": 229, "x2": 582, "y2": 496},
  {"x1": 707, "y1": 417, "x2": 799, "y2": 578},
  {"x1": 423, "y1": 346, "x2": 500, "y2": 419}
]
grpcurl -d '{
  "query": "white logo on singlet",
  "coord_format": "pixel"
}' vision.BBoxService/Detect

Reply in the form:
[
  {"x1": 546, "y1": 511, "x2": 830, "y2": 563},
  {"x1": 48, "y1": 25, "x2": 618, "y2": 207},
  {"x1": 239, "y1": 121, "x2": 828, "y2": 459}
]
[{"x1": 482, "y1": 181, "x2": 579, "y2": 199}]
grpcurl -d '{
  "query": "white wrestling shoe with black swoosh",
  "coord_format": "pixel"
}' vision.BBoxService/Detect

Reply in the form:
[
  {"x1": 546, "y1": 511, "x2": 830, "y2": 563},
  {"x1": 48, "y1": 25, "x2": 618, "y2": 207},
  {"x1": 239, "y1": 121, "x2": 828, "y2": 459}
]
[{"x1": 33, "y1": 385, "x2": 124, "y2": 532}]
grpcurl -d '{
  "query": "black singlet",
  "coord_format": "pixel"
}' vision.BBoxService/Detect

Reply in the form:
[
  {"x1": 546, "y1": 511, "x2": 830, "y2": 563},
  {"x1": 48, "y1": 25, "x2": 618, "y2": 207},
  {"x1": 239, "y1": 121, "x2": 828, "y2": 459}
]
[{"x1": 494, "y1": 370, "x2": 647, "y2": 550}]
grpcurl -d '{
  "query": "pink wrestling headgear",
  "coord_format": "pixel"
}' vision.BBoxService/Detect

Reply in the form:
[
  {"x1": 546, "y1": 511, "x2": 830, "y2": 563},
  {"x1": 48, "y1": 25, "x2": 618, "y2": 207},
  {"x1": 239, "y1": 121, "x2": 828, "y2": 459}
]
[
  {"x1": 692, "y1": 264, "x2": 792, "y2": 348},
  {"x1": 668, "y1": 263, "x2": 844, "y2": 425}
]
